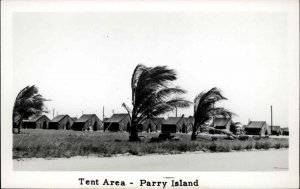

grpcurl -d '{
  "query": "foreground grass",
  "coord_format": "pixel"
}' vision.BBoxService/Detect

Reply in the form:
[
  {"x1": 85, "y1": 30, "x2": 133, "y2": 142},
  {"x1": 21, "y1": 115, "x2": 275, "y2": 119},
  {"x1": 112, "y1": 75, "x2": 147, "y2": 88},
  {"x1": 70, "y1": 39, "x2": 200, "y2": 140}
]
[{"x1": 13, "y1": 129, "x2": 289, "y2": 159}]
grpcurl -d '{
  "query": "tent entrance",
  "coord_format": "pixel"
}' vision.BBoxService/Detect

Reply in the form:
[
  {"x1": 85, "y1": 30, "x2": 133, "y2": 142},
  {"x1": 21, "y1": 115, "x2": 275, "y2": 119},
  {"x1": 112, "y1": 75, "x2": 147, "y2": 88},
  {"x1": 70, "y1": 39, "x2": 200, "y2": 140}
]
[
  {"x1": 43, "y1": 121, "x2": 47, "y2": 129},
  {"x1": 93, "y1": 122, "x2": 98, "y2": 131},
  {"x1": 182, "y1": 124, "x2": 186, "y2": 133}
]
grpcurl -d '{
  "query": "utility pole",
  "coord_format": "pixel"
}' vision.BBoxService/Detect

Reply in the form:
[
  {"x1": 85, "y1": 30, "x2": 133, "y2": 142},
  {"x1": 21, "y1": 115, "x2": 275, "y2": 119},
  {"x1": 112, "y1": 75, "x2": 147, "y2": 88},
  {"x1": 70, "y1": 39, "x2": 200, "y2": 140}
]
[
  {"x1": 53, "y1": 109, "x2": 55, "y2": 119},
  {"x1": 175, "y1": 107, "x2": 178, "y2": 117},
  {"x1": 103, "y1": 106, "x2": 105, "y2": 120},
  {"x1": 271, "y1": 105, "x2": 273, "y2": 134}
]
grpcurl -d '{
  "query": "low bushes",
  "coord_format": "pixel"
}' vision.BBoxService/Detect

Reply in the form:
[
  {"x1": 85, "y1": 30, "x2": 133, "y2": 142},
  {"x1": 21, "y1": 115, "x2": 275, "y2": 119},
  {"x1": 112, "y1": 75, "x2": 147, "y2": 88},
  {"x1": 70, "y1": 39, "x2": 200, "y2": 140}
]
[
  {"x1": 255, "y1": 140, "x2": 271, "y2": 150},
  {"x1": 13, "y1": 129, "x2": 289, "y2": 159}
]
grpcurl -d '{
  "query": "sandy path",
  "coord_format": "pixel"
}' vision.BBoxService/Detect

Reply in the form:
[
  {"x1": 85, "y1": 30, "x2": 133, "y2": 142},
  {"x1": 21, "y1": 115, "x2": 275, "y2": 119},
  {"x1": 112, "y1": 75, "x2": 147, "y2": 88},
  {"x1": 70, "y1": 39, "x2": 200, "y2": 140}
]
[{"x1": 14, "y1": 149, "x2": 288, "y2": 171}]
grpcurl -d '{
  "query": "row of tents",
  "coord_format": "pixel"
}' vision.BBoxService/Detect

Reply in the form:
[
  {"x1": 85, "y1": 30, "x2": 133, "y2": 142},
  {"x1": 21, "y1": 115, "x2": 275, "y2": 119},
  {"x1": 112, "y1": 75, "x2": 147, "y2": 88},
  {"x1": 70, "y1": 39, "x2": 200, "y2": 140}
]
[
  {"x1": 19, "y1": 113, "x2": 289, "y2": 136},
  {"x1": 20, "y1": 113, "x2": 191, "y2": 133}
]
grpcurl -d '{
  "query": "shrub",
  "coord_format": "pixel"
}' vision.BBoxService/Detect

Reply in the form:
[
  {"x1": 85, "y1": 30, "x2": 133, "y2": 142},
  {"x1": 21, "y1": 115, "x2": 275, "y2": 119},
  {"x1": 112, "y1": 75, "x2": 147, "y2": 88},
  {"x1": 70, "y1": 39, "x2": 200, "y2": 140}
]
[
  {"x1": 274, "y1": 143, "x2": 281, "y2": 149},
  {"x1": 282, "y1": 142, "x2": 289, "y2": 148},
  {"x1": 149, "y1": 137, "x2": 162, "y2": 143},
  {"x1": 262, "y1": 142, "x2": 271, "y2": 149},
  {"x1": 238, "y1": 135, "x2": 250, "y2": 141},
  {"x1": 232, "y1": 143, "x2": 243, "y2": 151},
  {"x1": 255, "y1": 141, "x2": 271, "y2": 150},
  {"x1": 216, "y1": 143, "x2": 231, "y2": 152},
  {"x1": 209, "y1": 143, "x2": 217, "y2": 152},
  {"x1": 128, "y1": 149, "x2": 139, "y2": 155},
  {"x1": 178, "y1": 143, "x2": 189, "y2": 152}
]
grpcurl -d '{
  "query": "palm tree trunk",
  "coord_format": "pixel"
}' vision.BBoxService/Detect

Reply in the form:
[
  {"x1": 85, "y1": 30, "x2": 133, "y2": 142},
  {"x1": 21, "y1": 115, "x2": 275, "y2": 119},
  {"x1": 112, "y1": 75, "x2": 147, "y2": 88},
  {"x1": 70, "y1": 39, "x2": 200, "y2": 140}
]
[
  {"x1": 191, "y1": 126, "x2": 197, "y2": 140},
  {"x1": 129, "y1": 118, "x2": 140, "y2": 141},
  {"x1": 17, "y1": 121, "x2": 22, "y2": 134},
  {"x1": 129, "y1": 124, "x2": 140, "y2": 141}
]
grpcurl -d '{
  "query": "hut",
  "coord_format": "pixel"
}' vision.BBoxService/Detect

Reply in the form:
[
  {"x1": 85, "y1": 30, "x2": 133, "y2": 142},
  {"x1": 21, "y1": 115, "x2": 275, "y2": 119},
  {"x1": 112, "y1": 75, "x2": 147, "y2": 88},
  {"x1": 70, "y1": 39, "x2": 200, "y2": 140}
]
[
  {"x1": 271, "y1": 126, "x2": 282, "y2": 136},
  {"x1": 22, "y1": 115, "x2": 50, "y2": 129},
  {"x1": 244, "y1": 121, "x2": 271, "y2": 136},
  {"x1": 72, "y1": 114, "x2": 102, "y2": 131},
  {"x1": 182, "y1": 116, "x2": 194, "y2": 133},
  {"x1": 49, "y1": 115, "x2": 74, "y2": 130},
  {"x1": 161, "y1": 117, "x2": 185, "y2": 133},
  {"x1": 142, "y1": 117, "x2": 165, "y2": 132},
  {"x1": 212, "y1": 116, "x2": 232, "y2": 130},
  {"x1": 209, "y1": 116, "x2": 233, "y2": 134},
  {"x1": 103, "y1": 113, "x2": 130, "y2": 132},
  {"x1": 282, "y1": 127, "x2": 289, "y2": 136}
]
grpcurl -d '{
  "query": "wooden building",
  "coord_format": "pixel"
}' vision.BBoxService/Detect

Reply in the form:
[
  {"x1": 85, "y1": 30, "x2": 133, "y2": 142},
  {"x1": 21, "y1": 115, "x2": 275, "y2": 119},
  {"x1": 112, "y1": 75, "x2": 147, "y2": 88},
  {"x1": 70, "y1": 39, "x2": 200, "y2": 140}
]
[
  {"x1": 271, "y1": 126, "x2": 282, "y2": 136},
  {"x1": 141, "y1": 117, "x2": 165, "y2": 132},
  {"x1": 244, "y1": 121, "x2": 271, "y2": 136},
  {"x1": 212, "y1": 116, "x2": 232, "y2": 130},
  {"x1": 72, "y1": 114, "x2": 102, "y2": 131},
  {"x1": 209, "y1": 116, "x2": 232, "y2": 134},
  {"x1": 103, "y1": 114, "x2": 130, "y2": 132},
  {"x1": 161, "y1": 117, "x2": 185, "y2": 133},
  {"x1": 49, "y1": 115, "x2": 74, "y2": 130},
  {"x1": 282, "y1": 127, "x2": 289, "y2": 136},
  {"x1": 22, "y1": 115, "x2": 51, "y2": 129},
  {"x1": 182, "y1": 116, "x2": 194, "y2": 133}
]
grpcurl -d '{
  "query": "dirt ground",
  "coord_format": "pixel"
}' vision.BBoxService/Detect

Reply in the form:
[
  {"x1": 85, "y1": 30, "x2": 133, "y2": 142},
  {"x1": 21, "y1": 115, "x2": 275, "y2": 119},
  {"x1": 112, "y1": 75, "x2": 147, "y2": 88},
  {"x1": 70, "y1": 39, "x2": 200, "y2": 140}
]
[{"x1": 14, "y1": 149, "x2": 288, "y2": 171}]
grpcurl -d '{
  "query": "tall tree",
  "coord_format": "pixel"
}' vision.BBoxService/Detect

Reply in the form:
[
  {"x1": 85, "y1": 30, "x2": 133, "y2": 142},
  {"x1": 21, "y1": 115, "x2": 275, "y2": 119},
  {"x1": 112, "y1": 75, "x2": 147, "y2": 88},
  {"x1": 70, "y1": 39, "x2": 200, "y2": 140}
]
[
  {"x1": 192, "y1": 87, "x2": 233, "y2": 140},
  {"x1": 13, "y1": 85, "x2": 48, "y2": 133},
  {"x1": 123, "y1": 64, "x2": 190, "y2": 141}
]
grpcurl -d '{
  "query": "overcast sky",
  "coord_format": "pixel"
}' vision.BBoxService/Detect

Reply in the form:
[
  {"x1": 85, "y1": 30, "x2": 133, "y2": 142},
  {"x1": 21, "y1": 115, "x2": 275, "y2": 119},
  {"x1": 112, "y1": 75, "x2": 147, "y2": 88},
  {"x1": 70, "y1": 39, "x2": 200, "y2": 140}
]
[{"x1": 13, "y1": 12, "x2": 288, "y2": 126}]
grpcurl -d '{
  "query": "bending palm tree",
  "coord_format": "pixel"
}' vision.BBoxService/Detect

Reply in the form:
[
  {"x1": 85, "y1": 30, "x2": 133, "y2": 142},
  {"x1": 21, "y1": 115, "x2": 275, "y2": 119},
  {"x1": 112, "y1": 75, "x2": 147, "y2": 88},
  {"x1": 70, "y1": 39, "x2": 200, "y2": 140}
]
[
  {"x1": 230, "y1": 121, "x2": 242, "y2": 134},
  {"x1": 192, "y1": 87, "x2": 233, "y2": 140},
  {"x1": 123, "y1": 64, "x2": 190, "y2": 141},
  {"x1": 13, "y1": 85, "x2": 48, "y2": 134}
]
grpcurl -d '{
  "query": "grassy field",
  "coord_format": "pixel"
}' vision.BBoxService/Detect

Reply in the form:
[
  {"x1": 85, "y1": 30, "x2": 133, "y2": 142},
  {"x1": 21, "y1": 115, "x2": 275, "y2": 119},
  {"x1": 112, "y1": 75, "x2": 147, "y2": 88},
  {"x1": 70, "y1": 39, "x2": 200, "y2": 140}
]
[{"x1": 13, "y1": 129, "x2": 289, "y2": 159}]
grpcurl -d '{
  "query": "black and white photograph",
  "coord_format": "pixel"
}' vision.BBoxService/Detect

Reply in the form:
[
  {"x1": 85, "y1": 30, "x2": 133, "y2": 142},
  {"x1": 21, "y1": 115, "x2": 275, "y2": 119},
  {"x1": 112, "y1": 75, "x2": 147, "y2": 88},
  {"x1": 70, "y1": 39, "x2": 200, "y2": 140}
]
[{"x1": 1, "y1": 0, "x2": 299, "y2": 188}]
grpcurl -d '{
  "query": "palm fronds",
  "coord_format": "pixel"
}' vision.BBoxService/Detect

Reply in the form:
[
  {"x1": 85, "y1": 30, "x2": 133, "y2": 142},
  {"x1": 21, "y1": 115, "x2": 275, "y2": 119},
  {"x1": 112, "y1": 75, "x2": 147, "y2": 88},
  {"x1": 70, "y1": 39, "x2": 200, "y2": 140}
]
[
  {"x1": 131, "y1": 64, "x2": 147, "y2": 104},
  {"x1": 129, "y1": 64, "x2": 191, "y2": 141},
  {"x1": 192, "y1": 87, "x2": 235, "y2": 140},
  {"x1": 122, "y1": 102, "x2": 132, "y2": 121},
  {"x1": 131, "y1": 65, "x2": 190, "y2": 123},
  {"x1": 12, "y1": 85, "x2": 48, "y2": 133}
]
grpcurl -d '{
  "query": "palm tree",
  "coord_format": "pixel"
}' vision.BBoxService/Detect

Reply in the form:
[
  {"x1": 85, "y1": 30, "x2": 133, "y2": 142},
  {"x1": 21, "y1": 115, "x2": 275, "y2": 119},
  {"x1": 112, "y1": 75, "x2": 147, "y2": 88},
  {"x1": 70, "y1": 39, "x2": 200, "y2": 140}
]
[
  {"x1": 13, "y1": 85, "x2": 48, "y2": 134},
  {"x1": 230, "y1": 121, "x2": 242, "y2": 134},
  {"x1": 123, "y1": 64, "x2": 190, "y2": 141},
  {"x1": 192, "y1": 87, "x2": 233, "y2": 140}
]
